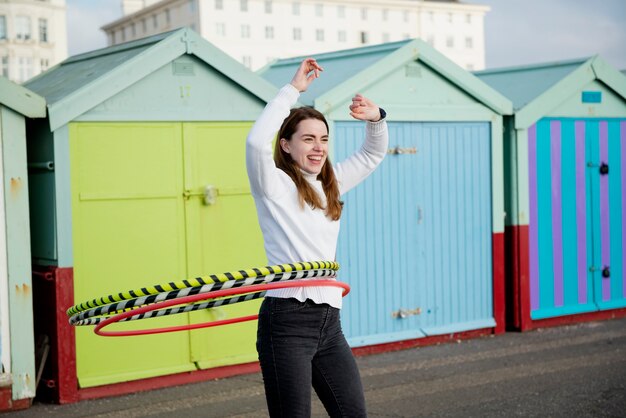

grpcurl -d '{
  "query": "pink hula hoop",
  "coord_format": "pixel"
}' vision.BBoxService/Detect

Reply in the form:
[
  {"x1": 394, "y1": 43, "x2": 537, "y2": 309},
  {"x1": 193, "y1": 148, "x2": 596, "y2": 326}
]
[{"x1": 94, "y1": 279, "x2": 350, "y2": 337}]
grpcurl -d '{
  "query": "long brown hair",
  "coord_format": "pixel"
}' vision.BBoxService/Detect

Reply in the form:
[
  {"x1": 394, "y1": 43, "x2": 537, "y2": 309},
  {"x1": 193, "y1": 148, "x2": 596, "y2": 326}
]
[{"x1": 274, "y1": 107, "x2": 343, "y2": 221}]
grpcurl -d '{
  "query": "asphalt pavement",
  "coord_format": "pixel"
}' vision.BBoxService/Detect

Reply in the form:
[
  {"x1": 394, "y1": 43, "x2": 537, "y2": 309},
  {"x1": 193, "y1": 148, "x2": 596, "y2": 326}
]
[{"x1": 4, "y1": 317, "x2": 625, "y2": 417}]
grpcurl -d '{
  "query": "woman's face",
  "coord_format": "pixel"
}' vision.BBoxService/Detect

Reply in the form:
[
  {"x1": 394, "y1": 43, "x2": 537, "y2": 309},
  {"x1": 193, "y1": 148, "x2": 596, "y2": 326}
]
[{"x1": 280, "y1": 118, "x2": 329, "y2": 175}]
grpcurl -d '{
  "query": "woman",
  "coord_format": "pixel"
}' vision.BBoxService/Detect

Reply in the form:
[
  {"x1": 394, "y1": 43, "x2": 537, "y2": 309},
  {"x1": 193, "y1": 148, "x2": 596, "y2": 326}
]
[{"x1": 246, "y1": 58, "x2": 388, "y2": 417}]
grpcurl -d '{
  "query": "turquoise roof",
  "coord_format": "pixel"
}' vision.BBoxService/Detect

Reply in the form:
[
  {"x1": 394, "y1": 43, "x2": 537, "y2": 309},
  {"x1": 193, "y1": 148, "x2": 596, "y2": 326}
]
[
  {"x1": 25, "y1": 31, "x2": 173, "y2": 105},
  {"x1": 260, "y1": 40, "x2": 411, "y2": 106},
  {"x1": 260, "y1": 38, "x2": 512, "y2": 115},
  {"x1": 24, "y1": 28, "x2": 278, "y2": 130},
  {"x1": 474, "y1": 58, "x2": 589, "y2": 111}
]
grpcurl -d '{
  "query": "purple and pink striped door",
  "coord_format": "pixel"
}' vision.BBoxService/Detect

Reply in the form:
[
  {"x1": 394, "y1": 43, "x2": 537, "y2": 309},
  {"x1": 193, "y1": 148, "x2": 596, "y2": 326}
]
[{"x1": 528, "y1": 118, "x2": 625, "y2": 319}]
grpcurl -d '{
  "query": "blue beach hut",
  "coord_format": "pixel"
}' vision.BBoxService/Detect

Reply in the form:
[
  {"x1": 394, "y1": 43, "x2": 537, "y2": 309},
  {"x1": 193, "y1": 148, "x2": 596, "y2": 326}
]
[{"x1": 261, "y1": 40, "x2": 513, "y2": 348}]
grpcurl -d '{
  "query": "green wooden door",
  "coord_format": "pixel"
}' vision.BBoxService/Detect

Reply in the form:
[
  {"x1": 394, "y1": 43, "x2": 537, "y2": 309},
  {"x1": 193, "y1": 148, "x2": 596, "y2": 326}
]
[
  {"x1": 70, "y1": 123, "x2": 195, "y2": 387},
  {"x1": 182, "y1": 122, "x2": 266, "y2": 369},
  {"x1": 70, "y1": 122, "x2": 266, "y2": 387}
]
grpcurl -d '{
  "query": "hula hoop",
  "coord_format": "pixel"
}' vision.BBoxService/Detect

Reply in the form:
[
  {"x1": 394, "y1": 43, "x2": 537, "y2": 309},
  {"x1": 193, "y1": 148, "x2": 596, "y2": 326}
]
[
  {"x1": 94, "y1": 279, "x2": 350, "y2": 337},
  {"x1": 67, "y1": 260, "x2": 339, "y2": 316},
  {"x1": 71, "y1": 291, "x2": 267, "y2": 326},
  {"x1": 68, "y1": 268, "x2": 337, "y2": 325}
]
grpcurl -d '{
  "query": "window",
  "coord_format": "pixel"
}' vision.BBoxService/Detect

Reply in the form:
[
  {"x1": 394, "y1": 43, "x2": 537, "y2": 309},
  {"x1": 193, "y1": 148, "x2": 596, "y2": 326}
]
[
  {"x1": 241, "y1": 24, "x2": 250, "y2": 38},
  {"x1": 265, "y1": 0, "x2": 272, "y2": 13},
  {"x1": 265, "y1": 26, "x2": 274, "y2": 39},
  {"x1": 240, "y1": 0, "x2": 248, "y2": 11},
  {"x1": 39, "y1": 18, "x2": 48, "y2": 42},
  {"x1": 338, "y1": 30, "x2": 346, "y2": 42},
  {"x1": 165, "y1": 9, "x2": 171, "y2": 24},
  {"x1": 316, "y1": 29, "x2": 324, "y2": 42},
  {"x1": 131, "y1": 22, "x2": 136, "y2": 37},
  {"x1": 337, "y1": 5, "x2": 345, "y2": 18},
  {"x1": 361, "y1": 8, "x2": 368, "y2": 20},
  {"x1": 215, "y1": 0, "x2": 223, "y2": 10},
  {"x1": 141, "y1": 18, "x2": 147, "y2": 33},
  {"x1": 152, "y1": 14, "x2": 158, "y2": 28},
  {"x1": 465, "y1": 37, "x2": 473, "y2": 48},
  {"x1": 382, "y1": 9, "x2": 388, "y2": 21},
  {"x1": 382, "y1": 32, "x2": 390, "y2": 43},
  {"x1": 121, "y1": 27, "x2": 126, "y2": 42},
  {"x1": 215, "y1": 23, "x2": 226, "y2": 36},
  {"x1": 448, "y1": 13, "x2": 453, "y2": 23},
  {"x1": 40, "y1": 58, "x2": 49, "y2": 71},
  {"x1": 18, "y1": 56, "x2": 33, "y2": 82},
  {"x1": 1, "y1": 56, "x2": 8, "y2": 78},
  {"x1": 428, "y1": 11, "x2": 434, "y2": 22},
  {"x1": 466, "y1": 13, "x2": 471, "y2": 24},
  {"x1": 292, "y1": 2, "x2": 300, "y2": 15},
  {"x1": 446, "y1": 36, "x2": 454, "y2": 48},
  {"x1": 16, "y1": 16, "x2": 32, "y2": 40},
  {"x1": 0, "y1": 16, "x2": 6, "y2": 40},
  {"x1": 360, "y1": 31, "x2": 369, "y2": 44},
  {"x1": 242, "y1": 55, "x2": 252, "y2": 68},
  {"x1": 293, "y1": 27, "x2": 302, "y2": 41},
  {"x1": 189, "y1": 0, "x2": 196, "y2": 12},
  {"x1": 315, "y1": 4, "x2": 323, "y2": 17}
]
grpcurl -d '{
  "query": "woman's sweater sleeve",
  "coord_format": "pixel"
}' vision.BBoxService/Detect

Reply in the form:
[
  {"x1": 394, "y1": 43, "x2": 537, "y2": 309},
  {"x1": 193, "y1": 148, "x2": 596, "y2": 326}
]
[
  {"x1": 335, "y1": 119, "x2": 389, "y2": 195},
  {"x1": 246, "y1": 84, "x2": 300, "y2": 198}
]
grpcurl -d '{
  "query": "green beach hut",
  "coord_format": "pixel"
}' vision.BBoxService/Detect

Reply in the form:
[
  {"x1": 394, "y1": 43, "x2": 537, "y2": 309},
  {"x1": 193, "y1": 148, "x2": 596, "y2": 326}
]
[
  {"x1": 475, "y1": 56, "x2": 626, "y2": 330},
  {"x1": 261, "y1": 40, "x2": 513, "y2": 349},
  {"x1": 0, "y1": 77, "x2": 46, "y2": 410},
  {"x1": 24, "y1": 28, "x2": 278, "y2": 402}
]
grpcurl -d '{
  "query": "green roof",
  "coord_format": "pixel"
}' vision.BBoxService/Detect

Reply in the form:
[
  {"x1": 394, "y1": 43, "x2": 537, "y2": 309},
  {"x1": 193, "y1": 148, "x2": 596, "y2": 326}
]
[
  {"x1": 24, "y1": 28, "x2": 278, "y2": 130},
  {"x1": 474, "y1": 58, "x2": 589, "y2": 111},
  {"x1": 260, "y1": 38, "x2": 512, "y2": 115}
]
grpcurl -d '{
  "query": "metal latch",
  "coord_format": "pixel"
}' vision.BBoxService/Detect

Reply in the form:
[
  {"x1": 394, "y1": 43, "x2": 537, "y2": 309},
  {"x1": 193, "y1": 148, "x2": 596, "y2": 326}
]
[
  {"x1": 589, "y1": 266, "x2": 611, "y2": 278},
  {"x1": 183, "y1": 185, "x2": 218, "y2": 205},
  {"x1": 388, "y1": 146, "x2": 417, "y2": 155},
  {"x1": 587, "y1": 162, "x2": 609, "y2": 175},
  {"x1": 392, "y1": 307, "x2": 422, "y2": 319}
]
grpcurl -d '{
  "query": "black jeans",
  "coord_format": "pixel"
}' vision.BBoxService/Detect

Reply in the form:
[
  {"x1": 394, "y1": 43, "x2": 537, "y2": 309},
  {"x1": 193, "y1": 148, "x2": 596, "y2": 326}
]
[{"x1": 256, "y1": 297, "x2": 367, "y2": 418}]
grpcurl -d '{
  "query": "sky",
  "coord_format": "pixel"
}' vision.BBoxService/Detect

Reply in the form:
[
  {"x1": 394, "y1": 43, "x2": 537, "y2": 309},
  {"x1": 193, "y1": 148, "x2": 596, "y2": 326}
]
[{"x1": 67, "y1": 0, "x2": 626, "y2": 70}]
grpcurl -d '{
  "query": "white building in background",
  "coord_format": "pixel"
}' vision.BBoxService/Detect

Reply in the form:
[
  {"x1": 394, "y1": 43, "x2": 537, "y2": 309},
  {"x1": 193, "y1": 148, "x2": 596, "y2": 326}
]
[
  {"x1": 0, "y1": 0, "x2": 67, "y2": 84},
  {"x1": 103, "y1": 0, "x2": 488, "y2": 71}
]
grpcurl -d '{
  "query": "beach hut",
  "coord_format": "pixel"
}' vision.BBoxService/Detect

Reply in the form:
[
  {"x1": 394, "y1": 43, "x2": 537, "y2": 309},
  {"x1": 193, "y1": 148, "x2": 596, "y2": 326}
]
[
  {"x1": 475, "y1": 56, "x2": 626, "y2": 330},
  {"x1": 0, "y1": 77, "x2": 46, "y2": 410},
  {"x1": 23, "y1": 28, "x2": 278, "y2": 402},
  {"x1": 260, "y1": 40, "x2": 512, "y2": 349}
]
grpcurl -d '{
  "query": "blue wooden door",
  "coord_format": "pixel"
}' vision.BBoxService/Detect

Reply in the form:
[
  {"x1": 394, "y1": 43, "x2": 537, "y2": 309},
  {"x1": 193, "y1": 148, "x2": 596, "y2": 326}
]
[
  {"x1": 528, "y1": 118, "x2": 625, "y2": 320},
  {"x1": 335, "y1": 121, "x2": 494, "y2": 347}
]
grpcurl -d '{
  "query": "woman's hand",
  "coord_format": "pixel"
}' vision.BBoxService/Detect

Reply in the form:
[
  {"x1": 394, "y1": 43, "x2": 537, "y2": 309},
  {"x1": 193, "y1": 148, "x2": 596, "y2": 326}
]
[
  {"x1": 290, "y1": 58, "x2": 323, "y2": 93},
  {"x1": 349, "y1": 94, "x2": 381, "y2": 122}
]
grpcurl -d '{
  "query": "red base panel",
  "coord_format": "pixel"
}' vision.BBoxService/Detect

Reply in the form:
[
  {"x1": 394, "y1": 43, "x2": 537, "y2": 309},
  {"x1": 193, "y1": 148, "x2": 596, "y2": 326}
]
[
  {"x1": 0, "y1": 386, "x2": 31, "y2": 412},
  {"x1": 492, "y1": 232, "x2": 506, "y2": 334},
  {"x1": 32, "y1": 266, "x2": 78, "y2": 404},
  {"x1": 528, "y1": 308, "x2": 626, "y2": 330}
]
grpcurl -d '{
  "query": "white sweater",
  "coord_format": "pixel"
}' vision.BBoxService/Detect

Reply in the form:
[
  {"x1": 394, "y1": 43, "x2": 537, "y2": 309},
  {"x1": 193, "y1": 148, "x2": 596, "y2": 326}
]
[{"x1": 246, "y1": 84, "x2": 388, "y2": 309}]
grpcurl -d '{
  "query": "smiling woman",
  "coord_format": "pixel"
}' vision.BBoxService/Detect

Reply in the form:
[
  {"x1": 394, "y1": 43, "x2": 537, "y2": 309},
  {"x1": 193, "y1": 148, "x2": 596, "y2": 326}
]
[{"x1": 245, "y1": 57, "x2": 388, "y2": 417}]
